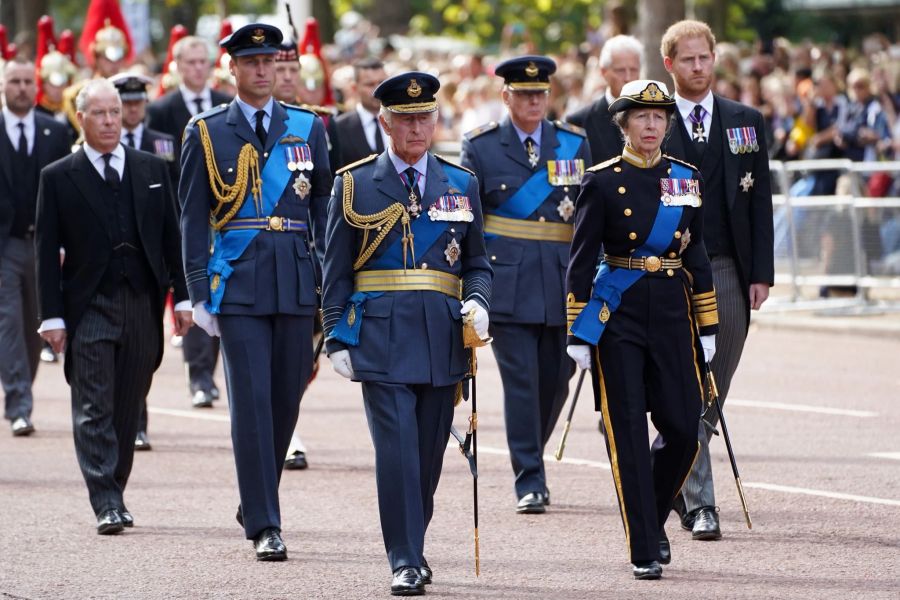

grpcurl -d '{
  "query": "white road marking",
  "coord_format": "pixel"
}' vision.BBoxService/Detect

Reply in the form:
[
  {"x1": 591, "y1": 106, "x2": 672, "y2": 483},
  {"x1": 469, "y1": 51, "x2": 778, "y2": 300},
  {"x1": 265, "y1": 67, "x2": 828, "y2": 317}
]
[
  {"x1": 743, "y1": 482, "x2": 900, "y2": 507},
  {"x1": 476, "y1": 445, "x2": 611, "y2": 470},
  {"x1": 148, "y1": 407, "x2": 230, "y2": 423},
  {"x1": 727, "y1": 399, "x2": 877, "y2": 418},
  {"x1": 868, "y1": 452, "x2": 900, "y2": 461}
]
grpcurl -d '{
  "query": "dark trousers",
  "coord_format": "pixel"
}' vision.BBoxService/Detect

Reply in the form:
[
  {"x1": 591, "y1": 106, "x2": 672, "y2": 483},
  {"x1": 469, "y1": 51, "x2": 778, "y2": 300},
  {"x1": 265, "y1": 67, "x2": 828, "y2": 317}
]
[
  {"x1": 595, "y1": 276, "x2": 702, "y2": 564},
  {"x1": 490, "y1": 322, "x2": 572, "y2": 498},
  {"x1": 362, "y1": 381, "x2": 455, "y2": 571},
  {"x1": 0, "y1": 238, "x2": 41, "y2": 420},
  {"x1": 70, "y1": 286, "x2": 159, "y2": 516},
  {"x1": 218, "y1": 314, "x2": 312, "y2": 539},
  {"x1": 680, "y1": 256, "x2": 748, "y2": 512}
]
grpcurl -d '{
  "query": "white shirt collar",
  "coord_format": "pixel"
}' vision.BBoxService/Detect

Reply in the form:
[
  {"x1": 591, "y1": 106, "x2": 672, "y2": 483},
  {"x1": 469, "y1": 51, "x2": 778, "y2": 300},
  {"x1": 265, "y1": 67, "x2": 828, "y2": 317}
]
[
  {"x1": 83, "y1": 142, "x2": 126, "y2": 178},
  {"x1": 356, "y1": 102, "x2": 377, "y2": 125},
  {"x1": 122, "y1": 122, "x2": 144, "y2": 141},
  {"x1": 511, "y1": 120, "x2": 542, "y2": 147},
  {"x1": 235, "y1": 96, "x2": 274, "y2": 128},
  {"x1": 387, "y1": 147, "x2": 428, "y2": 194},
  {"x1": 180, "y1": 84, "x2": 212, "y2": 112},
  {"x1": 3, "y1": 106, "x2": 34, "y2": 127},
  {"x1": 605, "y1": 88, "x2": 616, "y2": 106},
  {"x1": 675, "y1": 90, "x2": 714, "y2": 121}
]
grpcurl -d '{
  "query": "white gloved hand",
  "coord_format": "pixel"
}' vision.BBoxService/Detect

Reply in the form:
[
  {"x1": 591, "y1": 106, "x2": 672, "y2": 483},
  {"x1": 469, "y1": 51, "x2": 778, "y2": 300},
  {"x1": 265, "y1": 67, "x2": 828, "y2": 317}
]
[
  {"x1": 700, "y1": 335, "x2": 716, "y2": 363},
  {"x1": 460, "y1": 299, "x2": 490, "y2": 338},
  {"x1": 566, "y1": 344, "x2": 592, "y2": 371},
  {"x1": 329, "y1": 349, "x2": 354, "y2": 379},
  {"x1": 192, "y1": 302, "x2": 220, "y2": 337}
]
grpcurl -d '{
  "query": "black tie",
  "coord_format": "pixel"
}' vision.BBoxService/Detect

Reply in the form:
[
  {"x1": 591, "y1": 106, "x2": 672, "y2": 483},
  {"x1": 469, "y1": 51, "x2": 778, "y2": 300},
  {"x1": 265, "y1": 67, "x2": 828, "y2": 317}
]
[
  {"x1": 103, "y1": 153, "x2": 120, "y2": 191},
  {"x1": 16, "y1": 122, "x2": 27, "y2": 157},
  {"x1": 373, "y1": 120, "x2": 384, "y2": 153},
  {"x1": 126, "y1": 132, "x2": 136, "y2": 148},
  {"x1": 193, "y1": 97, "x2": 205, "y2": 115},
  {"x1": 691, "y1": 104, "x2": 707, "y2": 155},
  {"x1": 255, "y1": 110, "x2": 267, "y2": 146}
]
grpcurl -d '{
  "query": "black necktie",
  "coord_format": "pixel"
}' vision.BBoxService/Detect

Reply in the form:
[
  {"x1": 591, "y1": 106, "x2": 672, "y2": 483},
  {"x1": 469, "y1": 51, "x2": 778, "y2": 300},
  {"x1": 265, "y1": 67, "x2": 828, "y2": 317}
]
[
  {"x1": 690, "y1": 104, "x2": 707, "y2": 155},
  {"x1": 103, "y1": 153, "x2": 120, "y2": 191},
  {"x1": 525, "y1": 136, "x2": 539, "y2": 168},
  {"x1": 16, "y1": 122, "x2": 27, "y2": 157},
  {"x1": 255, "y1": 110, "x2": 267, "y2": 146},
  {"x1": 373, "y1": 120, "x2": 384, "y2": 153},
  {"x1": 193, "y1": 97, "x2": 205, "y2": 115},
  {"x1": 126, "y1": 132, "x2": 136, "y2": 148},
  {"x1": 404, "y1": 166, "x2": 420, "y2": 218}
]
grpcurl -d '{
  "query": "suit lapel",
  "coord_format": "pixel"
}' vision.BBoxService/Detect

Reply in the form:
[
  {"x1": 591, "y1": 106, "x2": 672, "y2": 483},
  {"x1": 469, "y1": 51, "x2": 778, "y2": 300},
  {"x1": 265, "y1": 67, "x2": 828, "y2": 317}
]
[
  {"x1": 373, "y1": 152, "x2": 408, "y2": 207},
  {"x1": 126, "y1": 147, "x2": 150, "y2": 241},
  {"x1": 265, "y1": 101, "x2": 288, "y2": 154},
  {"x1": 0, "y1": 114, "x2": 12, "y2": 190},
  {"x1": 172, "y1": 93, "x2": 192, "y2": 132},
  {"x1": 225, "y1": 101, "x2": 261, "y2": 151},
  {"x1": 499, "y1": 117, "x2": 533, "y2": 170},
  {"x1": 539, "y1": 118, "x2": 559, "y2": 165},
  {"x1": 33, "y1": 114, "x2": 52, "y2": 170},
  {"x1": 422, "y1": 154, "x2": 449, "y2": 210},
  {"x1": 67, "y1": 149, "x2": 111, "y2": 238},
  {"x1": 351, "y1": 112, "x2": 373, "y2": 153}
]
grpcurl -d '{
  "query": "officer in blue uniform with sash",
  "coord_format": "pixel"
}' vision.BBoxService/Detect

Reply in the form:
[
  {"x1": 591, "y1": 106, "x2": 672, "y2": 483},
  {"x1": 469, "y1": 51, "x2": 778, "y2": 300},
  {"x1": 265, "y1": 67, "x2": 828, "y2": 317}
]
[
  {"x1": 322, "y1": 72, "x2": 492, "y2": 596},
  {"x1": 179, "y1": 23, "x2": 332, "y2": 562},
  {"x1": 565, "y1": 80, "x2": 718, "y2": 580},
  {"x1": 460, "y1": 56, "x2": 591, "y2": 514}
]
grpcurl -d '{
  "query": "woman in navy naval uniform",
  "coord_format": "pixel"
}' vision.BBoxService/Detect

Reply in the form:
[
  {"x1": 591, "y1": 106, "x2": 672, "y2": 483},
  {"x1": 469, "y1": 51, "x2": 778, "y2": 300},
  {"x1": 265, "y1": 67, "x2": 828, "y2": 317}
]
[{"x1": 565, "y1": 80, "x2": 718, "y2": 580}]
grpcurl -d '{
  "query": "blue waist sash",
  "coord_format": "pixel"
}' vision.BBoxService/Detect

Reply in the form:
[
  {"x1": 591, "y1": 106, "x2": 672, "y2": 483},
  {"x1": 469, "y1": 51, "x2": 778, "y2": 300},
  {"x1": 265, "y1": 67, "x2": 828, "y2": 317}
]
[
  {"x1": 330, "y1": 160, "x2": 470, "y2": 346},
  {"x1": 205, "y1": 109, "x2": 315, "y2": 313},
  {"x1": 570, "y1": 162, "x2": 691, "y2": 345}
]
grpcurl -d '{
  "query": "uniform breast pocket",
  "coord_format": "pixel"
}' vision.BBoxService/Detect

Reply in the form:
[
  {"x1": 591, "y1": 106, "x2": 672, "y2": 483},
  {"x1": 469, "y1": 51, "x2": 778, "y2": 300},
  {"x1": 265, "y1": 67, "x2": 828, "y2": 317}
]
[
  {"x1": 221, "y1": 242, "x2": 256, "y2": 305},
  {"x1": 354, "y1": 295, "x2": 394, "y2": 373},
  {"x1": 485, "y1": 175, "x2": 522, "y2": 209},
  {"x1": 486, "y1": 239, "x2": 524, "y2": 315},
  {"x1": 294, "y1": 236, "x2": 318, "y2": 306}
]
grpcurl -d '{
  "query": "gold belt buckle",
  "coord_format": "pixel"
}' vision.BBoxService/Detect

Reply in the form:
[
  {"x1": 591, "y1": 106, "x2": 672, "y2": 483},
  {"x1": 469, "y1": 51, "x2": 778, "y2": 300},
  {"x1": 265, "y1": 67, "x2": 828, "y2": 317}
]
[
  {"x1": 267, "y1": 216, "x2": 285, "y2": 231},
  {"x1": 645, "y1": 256, "x2": 662, "y2": 272}
]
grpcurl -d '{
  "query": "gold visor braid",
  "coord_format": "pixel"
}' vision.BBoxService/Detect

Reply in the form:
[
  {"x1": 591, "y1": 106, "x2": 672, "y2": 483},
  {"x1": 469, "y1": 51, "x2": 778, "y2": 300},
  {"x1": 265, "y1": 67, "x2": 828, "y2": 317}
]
[{"x1": 196, "y1": 119, "x2": 262, "y2": 230}]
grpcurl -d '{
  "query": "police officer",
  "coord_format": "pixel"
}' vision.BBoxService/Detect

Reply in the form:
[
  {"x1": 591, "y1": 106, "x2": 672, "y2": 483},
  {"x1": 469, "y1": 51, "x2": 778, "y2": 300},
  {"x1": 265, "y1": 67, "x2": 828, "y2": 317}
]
[
  {"x1": 460, "y1": 56, "x2": 591, "y2": 514},
  {"x1": 566, "y1": 80, "x2": 718, "y2": 579},
  {"x1": 179, "y1": 23, "x2": 331, "y2": 561},
  {"x1": 322, "y1": 72, "x2": 491, "y2": 596}
]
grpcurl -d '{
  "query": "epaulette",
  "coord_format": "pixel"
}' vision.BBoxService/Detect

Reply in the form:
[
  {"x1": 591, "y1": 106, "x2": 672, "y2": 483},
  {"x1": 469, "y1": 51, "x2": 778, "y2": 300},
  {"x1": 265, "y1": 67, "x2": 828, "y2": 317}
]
[
  {"x1": 297, "y1": 102, "x2": 337, "y2": 117},
  {"x1": 463, "y1": 121, "x2": 499, "y2": 140},
  {"x1": 187, "y1": 103, "x2": 228, "y2": 127},
  {"x1": 435, "y1": 154, "x2": 475, "y2": 176},
  {"x1": 335, "y1": 153, "x2": 378, "y2": 175},
  {"x1": 278, "y1": 102, "x2": 316, "y2": 116},
  {"x1": 663, "y1": 154, "x2": 698, "y2": 172},
  {"x1": 554, "y1": 120, "x2": 587, "y2": 137},
  {"x1": 586, "y1": 155, "x2": 621, "y2": 172}
]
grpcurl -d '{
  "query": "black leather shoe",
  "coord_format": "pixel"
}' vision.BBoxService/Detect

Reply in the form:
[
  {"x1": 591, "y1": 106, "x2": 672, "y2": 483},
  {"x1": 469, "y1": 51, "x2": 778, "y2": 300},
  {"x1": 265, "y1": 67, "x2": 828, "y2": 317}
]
[
  {"x1": 134, "y1": 431, "x2": 152, "y2": 451},
  {"x1": 419, "y1": 558, "x2": 432, "y2": 585},
  {"x1": 390, "y1": 566, "x2": 424, "y2": 596},
  {"x1": 121, "y1": 510, "x2": 134, "y2": 528},
  {"x1": 97, "y1": 509, "x2": 124, "y2": 535},
  {"x1": 284, "y1": 450, "x2": 308, "y2": 470},
  {"x1": 191, "y1": 390, "x2": 214, "y2": 408},
  {"x1": 236, "y1": 506, "x2": 243, "y2": 527},
  {"x1": 632, "y1": 561, "x2": 662, "y2": 580},
  {"x1": 681, "y1": 507, "x2": 698, "y2": 531},
  {"x1": 692, "y1": 506, "x2": 722, "y2": 540},
  {"x1": 11, "y1": 417, "x2": 34, "y2": 437},
  {"x1": 659, "y1": 529, "x2": 671, "y2": 565},
  {"x1": 543, "y1": 488, "x2": 551, "y2": 506},
  {"x1": 253, "y1": 528, "x2": 287, "y2": 561},
  {"x1": 516, "y1": 492, "x2": 546, "y2": 514}
]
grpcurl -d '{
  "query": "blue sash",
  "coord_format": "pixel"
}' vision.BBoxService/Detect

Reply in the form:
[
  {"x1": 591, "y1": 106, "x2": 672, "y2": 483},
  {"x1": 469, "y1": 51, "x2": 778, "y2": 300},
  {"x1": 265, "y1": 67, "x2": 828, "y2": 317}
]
[
  {"x1": 330, "y1": 160, "x2": 471, "y2": 346},
  {"x1": 570, "y1": 162, "x2": 692, "y2": 345},
  {"x1": 205, "y1": 109, "x2": 315, "y2": 313},
  {"x1": 492, "y1": 128, "x2": 582, "y2": 221}
]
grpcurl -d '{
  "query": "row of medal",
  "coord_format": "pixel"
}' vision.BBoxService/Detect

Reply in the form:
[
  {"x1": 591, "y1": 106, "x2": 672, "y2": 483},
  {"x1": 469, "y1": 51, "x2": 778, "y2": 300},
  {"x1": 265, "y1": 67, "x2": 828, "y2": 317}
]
[
  {"x1": 659, "y1": 177, "x2": 701, "y2": 207},
  {"x1": 549, "y1": 159, "x2": 584, "y2": 222},
  {"x1": 286, "y1": 144, "x2": 314, "y2": 200},
  {"x1": 726, "y1": 126, "x2": 759, "y2": 154},
  {"x1": 429, "y1": 192, "x2": 474, "y2": 222}
]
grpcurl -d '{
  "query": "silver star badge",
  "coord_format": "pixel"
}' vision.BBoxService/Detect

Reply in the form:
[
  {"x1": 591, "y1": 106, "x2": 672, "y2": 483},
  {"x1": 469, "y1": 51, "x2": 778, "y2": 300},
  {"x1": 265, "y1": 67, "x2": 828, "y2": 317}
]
[
  {"x1": 444, "y1": 238, "x2": 461, "y2": 266},
  {"x1": 739, "y1": 171, "x2": 755, "y2": 192},
  {"x1": 293, "y1": 173, "x2": 310, "y2": 199},
  {"x1": 557, "y1": 196, "x2": 575, "y2": 222}
]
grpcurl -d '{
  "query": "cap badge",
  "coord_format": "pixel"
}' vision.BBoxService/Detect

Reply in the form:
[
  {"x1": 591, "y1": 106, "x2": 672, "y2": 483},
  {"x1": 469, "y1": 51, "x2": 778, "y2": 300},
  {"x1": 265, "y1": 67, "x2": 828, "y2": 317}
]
[
  {"x1": 251, "y1": 29, "x2": 265, "y2": 44},
  {"x1": 639, "y1": 83, "x2": 662, "y2": 102},
  {"x1": 525, "y1": 61, "x2": 539, "y2": 78},
  {"x1": 407, "y1": 78, "x2": 422, "y2": 98}
]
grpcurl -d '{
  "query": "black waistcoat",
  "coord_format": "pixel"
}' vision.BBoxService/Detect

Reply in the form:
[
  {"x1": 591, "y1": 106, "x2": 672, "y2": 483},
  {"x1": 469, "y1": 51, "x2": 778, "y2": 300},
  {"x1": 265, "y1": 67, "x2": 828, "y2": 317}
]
[{"x1": 5, "y1": 134, "x2": 38, "y2": 238}]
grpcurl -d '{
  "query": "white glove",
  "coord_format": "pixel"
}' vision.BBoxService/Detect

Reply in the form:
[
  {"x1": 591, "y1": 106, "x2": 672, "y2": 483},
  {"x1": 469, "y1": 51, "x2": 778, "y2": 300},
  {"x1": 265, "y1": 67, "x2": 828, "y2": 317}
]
[
  {"x1": 566, "y1": 344, "x2": 592, "y2": 371},
  {"x1": 192, "y1": 302, "x2": 220, "y2": 337},
  {"x1": 700, "y1": 335, "x2": 716, "y2": 363},
  {"x1": 329, "y1": 349, "x2": 354, "y2": 379},
  {"x1": 460, "y1": 299, "x2": 489, "y2": 338}
]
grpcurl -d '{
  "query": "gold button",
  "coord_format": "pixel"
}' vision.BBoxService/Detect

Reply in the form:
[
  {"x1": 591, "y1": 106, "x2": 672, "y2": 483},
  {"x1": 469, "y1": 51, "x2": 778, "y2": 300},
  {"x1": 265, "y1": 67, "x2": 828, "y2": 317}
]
[
  {"x1": 538, "y1": 216, "x2": 546, "y2": 222},
  {"x1": 698, "y1": 199, "x2": 703, "y2": 206},
  {"x1": 668, "y1": 252, "x2": 677, "y2": 258},
  {"x1": 614, "y1": 166, "x2": 622, "y2": 173},
  {"x1": 618, "y1": 186, "x2": 626, "y2": 194},
  {"x1": 667, "y1": 168, "x2": 671, "y2": 174},
  {"x1": 628, "y1": 232, "x2": 637, "y2": 240},
  {"x1": 666, "y1": 269, "x2": 674, "y2": 277},
  {"x1": 674, "y1": 231, "x2": 682, "y2": 239},
  {"x1": 421, "y1": 263, "x2": 428, "y2": 269},
  {"x1": 500, "y1": 184, "x2": 507, "y2": 191},
  {"x1": 624, "y1": 208, "x2": 632, "y2": 216},
  {"x1": 491, "y1": 255, "x2": 497, "y2": 261}
]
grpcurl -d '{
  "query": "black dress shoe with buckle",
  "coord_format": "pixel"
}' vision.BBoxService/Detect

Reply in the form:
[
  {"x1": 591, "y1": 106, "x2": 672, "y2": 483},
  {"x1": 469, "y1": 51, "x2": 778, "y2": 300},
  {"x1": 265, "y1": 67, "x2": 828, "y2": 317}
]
[
  {"x1": 121, "y1": 510, "x2": 134, "y2": 528},
  {"x1": 284, "y1": 450, "x2": 308, "y2": 470},
  {"x1": 659, "y1": 529, "x2": 671, "y2": 565},
  {"x1": 692, "y1": 506, "x2": 722, "y2": 540},
  {"x1": 253, "y1": 528, "x2": 287, "y2": 561},
  {"x1": 632, "y1": 560, "x2": 662, "y2": 580},
  {"x1": 134, "y1": 430, "x2": 152, "y2": 451},
  {"x1": 97, "y1": 508, "x2": 124, "y2": 535},
  {"x1": 419, "y1": 558, "x2": 432, "y2": 585},
  {"x1": 391, "y1": 566, "x2": 424, "y2": 596},
  {"x1": 516, "y1": 492, "x2": 546, "y2": 514}
]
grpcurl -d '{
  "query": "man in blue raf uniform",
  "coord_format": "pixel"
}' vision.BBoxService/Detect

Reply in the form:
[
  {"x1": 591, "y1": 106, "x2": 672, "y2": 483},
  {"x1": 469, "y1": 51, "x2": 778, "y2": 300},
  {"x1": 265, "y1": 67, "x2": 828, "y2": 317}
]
[
  {"x1": 322, "y1": 72, "x2": 492, "y2": 596},
  {"x1": 460, "y1": 56, "x2": 591, "y2": 514},
  {"x1": 179, "y1": 23, "x2": 331, "y2": 562}
]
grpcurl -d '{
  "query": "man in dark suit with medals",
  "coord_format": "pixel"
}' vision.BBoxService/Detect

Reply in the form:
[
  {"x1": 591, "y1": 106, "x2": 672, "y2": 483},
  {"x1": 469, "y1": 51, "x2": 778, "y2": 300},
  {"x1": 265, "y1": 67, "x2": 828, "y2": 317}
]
[
  {"x1": 179, "y1": 23, "x2": 331, "y2": 561},
  {"x1": 460, "y1": 56, "x2": 591, "y2": 514},
  {"x1": 322, "y1": 72, "x2": 492, "y2": 595},
  {"x1": 35, "y1": 79, "x2": 192, "y2": 534},
  {"x1": 660, "y1": 19, "x2": 774, "y2": 541},
  {"x1": 566, "y1": 34, "x2": 643, "y2": 163},
  {"x1": 334, "y1": 57, "x2": 388, "y2": 169}
]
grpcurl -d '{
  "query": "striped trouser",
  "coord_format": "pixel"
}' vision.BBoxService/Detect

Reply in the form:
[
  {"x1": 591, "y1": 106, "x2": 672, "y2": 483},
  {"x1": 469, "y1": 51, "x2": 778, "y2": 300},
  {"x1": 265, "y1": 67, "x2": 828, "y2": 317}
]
[{"x1": 679, "y1": 256, "x2": 748, "y2": 512}]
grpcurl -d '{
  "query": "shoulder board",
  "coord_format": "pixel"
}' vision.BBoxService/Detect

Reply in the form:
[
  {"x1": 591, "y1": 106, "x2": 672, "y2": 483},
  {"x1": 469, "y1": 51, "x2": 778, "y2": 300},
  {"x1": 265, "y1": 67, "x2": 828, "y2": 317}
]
[
  {"x1": 296, "y1": 102, "x2": 335, "y2": 116},
  {"x1": 187, "y1": 103, "x2": 228, "y2": 127},
  {"x1": 435, "y1": 154, "x2": 475, "y2": 176},
  {"x1": 463, "y1": 121, "x2": 499, "y2": 140},
  {"x1": 279, "y1": 102, "x2": 317, "y2": 116},
  {"x1": 586, "y1": 155, "x2": 621, "y2": 172},
  {"x1": 335, "y1": 153, "x2": 378, "y2": 175},
  {"x1": 554, "y1": 120, "x2": 586, "y2": 137},
  {"x1": 663, "y1": 154, "x2": 698, "y2": 172}
]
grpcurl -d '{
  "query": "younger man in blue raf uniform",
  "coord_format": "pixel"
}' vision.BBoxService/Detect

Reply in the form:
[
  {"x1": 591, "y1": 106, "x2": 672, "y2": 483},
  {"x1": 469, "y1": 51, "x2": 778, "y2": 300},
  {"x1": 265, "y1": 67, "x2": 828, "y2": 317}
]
[
  {"x1": 322, "y1": 72, "x2": 492, "y2": 596},
  {"x1": 460, "y1": 56, "x2": 591, "y2": 514},
  {"x1": 179, "y1": 23, "x2": 332, "y2": 561}
]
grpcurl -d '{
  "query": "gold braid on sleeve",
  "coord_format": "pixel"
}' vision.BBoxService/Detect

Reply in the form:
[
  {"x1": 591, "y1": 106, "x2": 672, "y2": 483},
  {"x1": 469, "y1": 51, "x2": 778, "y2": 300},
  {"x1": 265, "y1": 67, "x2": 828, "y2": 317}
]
[
  {"x1": 196, "y1": 119, "x2": 262, "y2": 230},
  {"x1": 342, "y1": 171, "x2": 415, "y2": 271}
]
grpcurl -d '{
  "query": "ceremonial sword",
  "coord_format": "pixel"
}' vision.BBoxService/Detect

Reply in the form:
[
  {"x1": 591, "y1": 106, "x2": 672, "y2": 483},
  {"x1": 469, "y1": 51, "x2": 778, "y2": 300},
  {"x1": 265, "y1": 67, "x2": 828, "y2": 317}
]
[{"x1": 554, "y1": 368, "x2": 588, "y2": 461}]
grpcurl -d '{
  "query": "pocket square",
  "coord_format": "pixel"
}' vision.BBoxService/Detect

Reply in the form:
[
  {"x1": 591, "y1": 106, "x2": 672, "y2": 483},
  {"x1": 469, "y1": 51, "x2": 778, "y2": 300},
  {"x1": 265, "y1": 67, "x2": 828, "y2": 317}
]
[{"x1": 148, "y1": 183, "x2": 162, "y2": 189}]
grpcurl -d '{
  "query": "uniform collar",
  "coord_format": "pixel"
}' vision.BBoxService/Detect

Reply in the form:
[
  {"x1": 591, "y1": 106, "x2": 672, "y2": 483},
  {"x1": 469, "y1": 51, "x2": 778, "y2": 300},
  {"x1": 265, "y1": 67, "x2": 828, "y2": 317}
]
[
  {"x1": 621, "y1": 144, "x2": 661, "y2": 168},
  {"x1": 387, "y1": 146, "x2": 428, "y2": 177},
  {"x1": 511, "y1": 120, "x2": 542, "y2": 147}
]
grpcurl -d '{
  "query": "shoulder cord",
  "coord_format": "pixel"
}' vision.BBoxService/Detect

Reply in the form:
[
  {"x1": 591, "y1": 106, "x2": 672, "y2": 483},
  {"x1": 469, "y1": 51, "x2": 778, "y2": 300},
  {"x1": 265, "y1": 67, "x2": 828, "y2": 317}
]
[
  {"x1": 196, "y1": 119, "x2": 262, "y2": 230},
  {"x1": 341, "y1": 171, "x2": 414, "y2": 271}
]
